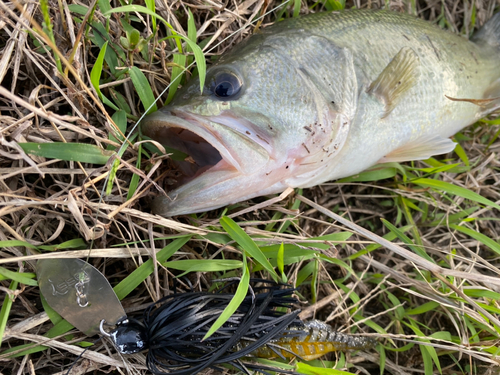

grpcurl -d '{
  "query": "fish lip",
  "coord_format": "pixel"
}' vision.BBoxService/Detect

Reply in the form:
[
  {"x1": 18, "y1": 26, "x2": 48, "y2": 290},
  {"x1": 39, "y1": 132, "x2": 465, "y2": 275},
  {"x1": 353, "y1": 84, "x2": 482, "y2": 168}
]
[
  {"x1": 143, "y1": 108, "x2": 271, "y2": 174},
  {"x1": 171, "y1": 109, "x2": 274, "y2": 161},
  {"x1": 141, "y1": 108, "x2": 274, "y2": 215},
  {"x1": 142, "y1": 109, "x2": 237, "y2": 172},
  {"x1": 169, "y1": 109, "x2": 243, "y2": 171}
]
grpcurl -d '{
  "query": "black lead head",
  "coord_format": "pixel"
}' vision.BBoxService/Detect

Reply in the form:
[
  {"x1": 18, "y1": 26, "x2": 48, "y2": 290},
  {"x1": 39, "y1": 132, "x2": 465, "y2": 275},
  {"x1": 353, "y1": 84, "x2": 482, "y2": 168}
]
[{"x1": 106, "y1": 318, "x2": 148, "y2": 354}]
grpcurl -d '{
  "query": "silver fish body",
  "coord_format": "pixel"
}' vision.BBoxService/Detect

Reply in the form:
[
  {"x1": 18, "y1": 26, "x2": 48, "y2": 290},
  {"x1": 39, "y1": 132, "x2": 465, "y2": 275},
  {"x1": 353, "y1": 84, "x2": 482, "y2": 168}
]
[{"x1": 142, "y1": 10, "x2": 500, "y2": 216}]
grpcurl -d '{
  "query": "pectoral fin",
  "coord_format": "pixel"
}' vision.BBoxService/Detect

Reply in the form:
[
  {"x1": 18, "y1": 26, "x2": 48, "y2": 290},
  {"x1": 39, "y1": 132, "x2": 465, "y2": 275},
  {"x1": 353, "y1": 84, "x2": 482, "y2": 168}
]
[
  {"x1": 379, "y1": 135, "x2": 456, "y2": 163},
  {"x1": 367, "y1": 47, "x2": 420, "y2": 118}
]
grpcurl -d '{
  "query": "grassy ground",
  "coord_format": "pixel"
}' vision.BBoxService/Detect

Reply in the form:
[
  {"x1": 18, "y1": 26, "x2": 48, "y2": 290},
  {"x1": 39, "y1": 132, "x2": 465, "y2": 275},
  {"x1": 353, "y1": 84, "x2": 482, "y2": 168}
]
[{"x1": 1, "y1": 0, "x2": 500, "y2": 374}]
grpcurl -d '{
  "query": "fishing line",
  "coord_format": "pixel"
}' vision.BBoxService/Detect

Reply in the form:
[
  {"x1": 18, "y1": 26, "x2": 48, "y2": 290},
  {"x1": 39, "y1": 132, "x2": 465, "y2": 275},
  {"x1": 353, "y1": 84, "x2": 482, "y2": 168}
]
[{"x1": 64, "y1": 336, "x2": 104, "y2": 375}]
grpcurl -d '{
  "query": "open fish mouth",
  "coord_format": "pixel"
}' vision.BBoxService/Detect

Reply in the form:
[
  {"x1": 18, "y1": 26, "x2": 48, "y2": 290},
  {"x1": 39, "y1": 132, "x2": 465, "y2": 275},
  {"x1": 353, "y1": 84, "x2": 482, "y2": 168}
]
[{"x1": 141, "y1": 109, "x2": 272, "y2": 216}]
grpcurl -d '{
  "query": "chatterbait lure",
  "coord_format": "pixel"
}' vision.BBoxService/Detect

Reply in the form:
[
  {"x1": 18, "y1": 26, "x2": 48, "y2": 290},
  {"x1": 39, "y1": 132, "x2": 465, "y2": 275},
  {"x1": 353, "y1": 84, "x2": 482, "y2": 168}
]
[{"x1": 101, "y1": 281, "x2": 375, "y2": 374}]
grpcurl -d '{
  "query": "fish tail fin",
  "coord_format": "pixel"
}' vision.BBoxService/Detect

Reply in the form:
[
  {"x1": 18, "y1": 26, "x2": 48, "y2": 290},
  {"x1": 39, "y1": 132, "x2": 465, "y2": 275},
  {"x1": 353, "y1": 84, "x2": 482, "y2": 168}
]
[{"x1": 471, "y1": 12, "x2": 500, "y2": 48}]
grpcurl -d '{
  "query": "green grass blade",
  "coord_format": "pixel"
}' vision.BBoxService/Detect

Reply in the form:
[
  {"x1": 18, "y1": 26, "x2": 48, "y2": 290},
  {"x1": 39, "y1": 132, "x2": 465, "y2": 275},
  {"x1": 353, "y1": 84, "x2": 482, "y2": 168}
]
[
  {"x1": 313, "y1": 232, "x2": 353, "y2": 242},
  {"x1": 163, "y1": 35, "x2": 206, "y2": 92},
  {"x1": 129, "y1": 66, "x2": 157, "y2": 114},
  {"x1": 19, "y1": 143, "x2": 113, "y2": 164},
  {"x1": 113, "y1": 236, "x2": 191, "y2": 300},
  {"x1": 165, "y1": 54, "x2": 187, "y2": 104},
  {"x1": 126, "y1": 144, "x2": 142, "y2": 200},
  {"x1": 449, "y1": 224, "x2": 500, "y2": 256},
  {"x1": 346, "y1": 226, "x2": 413, "y2": 260},
  {"x1": 0, "y1": 280, "x2": 19, "y2": 347},
  {"x1": 186, "y1": 9, "x2": 197, "y2": 47},
  {"x1": 430, "y1": 331, "x2": 452, "y2": 341},
  {"x1": 106, "y1": 110, "x2": 128, "y2": 194},
  {"x1": 3, "y1": 318, "x2": 74, "y2": 357},
  {"x1": 104, "y1": 5, "x2": 206, "y2": 91},
  {"x1": 405, "y1": 320, "x2": 442, "y2": 374},
  {"x1": 293, "y1": 0, "x2": 301, "y2": 17},
  {"x1": 260, "y1": 244, "x2": 317, "y2": 269},
  {"x1": 68, "y1": 4, "x2": 87, "y2": 14},
  {"x1": 40, "y1": 0, "x2": 62, "y2": 72},
  {"x1": 379, "y1": 344, "x2": 386, "y2": 375},
  {"x1": 361, "y1": 317, "x2": 388, "y2": 336},
  {"x1": 203, "y1": 258, "x2": 249, "y2": 340},
  {"x1": 89, "y1": 41, "x2": 119, "y2": 110},
  {"x1": 90, "y1": 40, "x2": 107, "y2": 94},
  {"x1": 406, "y1": 301, "x2": 440, "y2": 315},
  {"x1": 220, "y1": 216, "x2": 278, "y2": 281},
  {"x1": 463, "y1": 288, "x2": 500, "y2": 300},
  {"x1": 311, "y1": 259, "x2": 319, "y2": 303},
  {"x1": 144, "y1": 0, "x2": 156, "y2": 31},
  {"x1": 90, "y1": 22, "x2": 123, "y2": 76},
  {"x1": 386, "y1": 291, "x2": 404, "y2": 321},
  {"x1": 277, "y1": 242, "x2": 285, "y2": 277},
  {"x1": 453, "y1": 142, "x2": 470, "y2": 166},
  {"x1": 250, "y1": 358, "x2": 296, "y2": 370},
  {"x1": 336, "y1": 281, "x2": 360, "y2": 304},
  {"x1": 427, "y1": 207, "x2": 478, "y2": 227},
  {"x1": 162, "y1": 259, "x2": 242, "y2": 272},
  {"x1": 0, "y1": 272, "x2": 34, "y2": 282},
  {"x1": 296, "y1": 362, "x2": 353, "y2": 375},
  {"x1": 106, "y1": 159, "x2": 123, "y2": 195},
  {"x1": 338, "y1": 163, "x2": 399, "y2": 183},
  {"x1": 421, "y1": 345, "x2": 435, "y2": 375},
  {"x1": 38, "y1": 238, "x2": 87, "y2": 251},
  {"x1": 109, "y1": 88, "x2": 132, "y2": 113},
  {"x1": 97, "y1": 0, "x2": 111, "y2": 14},
  {"x1": 0, "y1": 267, "x2": 37, "y2": 286},
  {"x1": 296, "y1": 260, "x2": 315, "y2": 286},
  {"x1": 412, "y1": 160, "x2": 465, "y2": 174},
  {"x1": 0, "y1": 240, "x2": 38, "y2": 249},
  {"x1": 108, "y1": 109, "x2": 127, "y2": 145},
  {"x1": 476, "y1": 301, "x2": 500, "y2": 315},
  {"x1": 319, "y1": 255, "x2": 355, "y2": 275},
  {"x1": 104, "y1": 5, "x2": 170, "y2": 30},
  {"x1": 381, "y1": 219, "x2": 434, "y2": 263},
  {"x1": 412, "y1": 178, "x2": 500, "y2": 211}
]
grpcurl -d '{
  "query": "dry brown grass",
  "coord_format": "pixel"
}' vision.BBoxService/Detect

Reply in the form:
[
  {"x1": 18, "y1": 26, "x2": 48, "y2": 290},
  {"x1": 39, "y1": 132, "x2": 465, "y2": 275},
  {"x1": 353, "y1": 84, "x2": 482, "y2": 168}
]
[{"x1": 1, "y1": 0, "x2": 500, "y2": 374}]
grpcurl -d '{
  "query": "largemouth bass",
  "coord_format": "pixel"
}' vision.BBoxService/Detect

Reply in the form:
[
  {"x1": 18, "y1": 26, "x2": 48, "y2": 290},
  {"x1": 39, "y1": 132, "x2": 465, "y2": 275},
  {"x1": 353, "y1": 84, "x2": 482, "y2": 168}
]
[{"x1": 142, "y1": 10, "x2": 500, "y2": 216}]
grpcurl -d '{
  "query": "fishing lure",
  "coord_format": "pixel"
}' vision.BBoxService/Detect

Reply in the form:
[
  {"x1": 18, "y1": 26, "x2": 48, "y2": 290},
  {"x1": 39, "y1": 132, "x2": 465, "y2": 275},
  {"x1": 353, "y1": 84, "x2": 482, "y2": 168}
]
[{"x1": 101, "y1": 280, "x2": 375, "y2": 374}]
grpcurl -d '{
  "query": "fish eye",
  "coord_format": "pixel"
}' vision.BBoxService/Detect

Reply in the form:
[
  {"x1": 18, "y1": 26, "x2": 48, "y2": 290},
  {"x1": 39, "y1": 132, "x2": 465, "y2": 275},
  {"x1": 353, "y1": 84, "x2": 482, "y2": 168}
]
[{"x1": 212, "y1": 72, "x2": 242, "y2": 98}]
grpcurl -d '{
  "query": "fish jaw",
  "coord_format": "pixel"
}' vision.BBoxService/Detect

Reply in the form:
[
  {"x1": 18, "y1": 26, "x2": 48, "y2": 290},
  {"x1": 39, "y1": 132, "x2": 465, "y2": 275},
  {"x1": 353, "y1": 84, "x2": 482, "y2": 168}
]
[
  {"x1": 152, "y1": 167, "x2": 289, "y2": 216},
  {"x1": 141, "y1": 109, "x2": 289, "y2": 216}
]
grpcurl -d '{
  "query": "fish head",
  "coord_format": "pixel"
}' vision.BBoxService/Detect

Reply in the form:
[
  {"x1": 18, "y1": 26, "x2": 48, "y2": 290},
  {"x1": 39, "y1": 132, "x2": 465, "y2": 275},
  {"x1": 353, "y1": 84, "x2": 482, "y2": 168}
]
[{"x1": 142, "y1": 37, "x2": 354, "y2": 216}]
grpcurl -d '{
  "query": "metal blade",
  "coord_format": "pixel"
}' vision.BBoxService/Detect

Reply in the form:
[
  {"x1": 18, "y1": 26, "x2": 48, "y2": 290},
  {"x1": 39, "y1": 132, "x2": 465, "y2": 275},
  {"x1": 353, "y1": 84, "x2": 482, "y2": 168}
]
[{"x1": 37, "y1": 258, "x2": 126, "y2": 335}]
